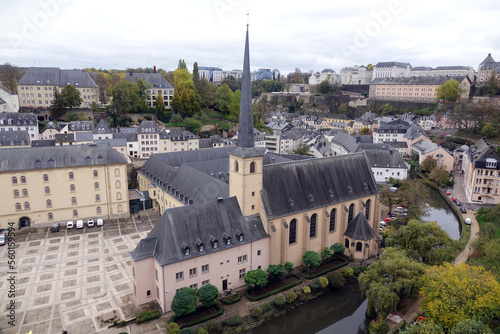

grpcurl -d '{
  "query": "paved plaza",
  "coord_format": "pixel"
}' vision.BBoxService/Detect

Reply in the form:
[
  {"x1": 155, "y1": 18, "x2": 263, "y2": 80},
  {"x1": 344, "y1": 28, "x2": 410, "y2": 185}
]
[{"x1": 0, "y1": 211, "x2": 168, "y2": 334}]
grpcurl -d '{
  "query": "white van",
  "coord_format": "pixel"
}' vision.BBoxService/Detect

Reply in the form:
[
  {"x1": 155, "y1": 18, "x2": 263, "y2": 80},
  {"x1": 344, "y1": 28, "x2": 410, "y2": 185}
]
[
  {"x1": 389, "y1": 187, "x2": 398, "y2": 192},
  {"x1": 67, "y1": 221, "x2": 74, "y2": 229},
  {"x1": 465, "y1": 218, "x2": 471, "y2": 225},
  {"x1": 76, "y1": 220, "x2": 84, "y2": 229},
  {"x1": 96, "y1": 218, "x2": 104, "y2": 227}
]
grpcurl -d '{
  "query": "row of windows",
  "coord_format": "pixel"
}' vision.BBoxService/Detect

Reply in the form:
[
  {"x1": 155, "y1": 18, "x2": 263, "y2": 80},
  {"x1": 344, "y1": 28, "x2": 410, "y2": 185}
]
[
  {"x1": 234, "y1": 161, "x2": 256, "y2": 173},
  {"x1": 12, "y1": 169, "x2": 122, "y2": 185},
  {"x1": 289, "y1": 202, "x2": 371, "y2": 244}
]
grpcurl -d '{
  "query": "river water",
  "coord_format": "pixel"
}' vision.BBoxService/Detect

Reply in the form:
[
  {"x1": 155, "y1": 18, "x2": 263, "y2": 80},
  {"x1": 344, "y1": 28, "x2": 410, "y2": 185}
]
[{"x1": 249, "y1": 185, "x2": 461, "y2": 333}]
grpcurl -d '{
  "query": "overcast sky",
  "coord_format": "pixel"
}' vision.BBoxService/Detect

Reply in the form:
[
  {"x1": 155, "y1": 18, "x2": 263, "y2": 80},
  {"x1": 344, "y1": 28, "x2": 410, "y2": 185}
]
[{"x1": 1, "y1": 0, "x2": 499, "y2": 75}]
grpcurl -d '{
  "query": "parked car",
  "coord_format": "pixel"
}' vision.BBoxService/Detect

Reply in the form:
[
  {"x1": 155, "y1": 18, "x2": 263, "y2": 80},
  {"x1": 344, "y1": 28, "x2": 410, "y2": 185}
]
[
  {"x1": 380, "y1": 221, "x2": 387, "y2": 226},
  {"x1": 446, "y1": 189, "x2": 451, "y2": 195},
  {"x1": 465, "y1": 218, "x2": 472, "y2": 225},
  {"x1": 87, "y1": 219, "x2": 94, "y2": 227},
  {"x1": 0, "y1": 233, "x2": 6, "y2": 246},
  {"x1": 451, "y1": 197, "x2": 457, "y2": 202},
  {"x1": 51, "y1": 223, "x2": 60, "y2": 232},
  {"x1": 384, "y1": 218, "x2": 393, "y2": 223},
  {"x1": 97, "y1": 218, "x2": 104, "y2": 227},
  {"x1": 460, "y1": 207, "x2": 467, "y2": 214},
  {"x1": 455, "y1": 200, "x2": 462, "y2": 206},
  {"x1": 67, "y1": 221, "x2": 74, "y2": 229},
  {"x1": 76, "y1": 220, "x2": 84, "y2": 229},
  {"x1": 389, "y1": 187, "x2": 398, "y2": 192}
]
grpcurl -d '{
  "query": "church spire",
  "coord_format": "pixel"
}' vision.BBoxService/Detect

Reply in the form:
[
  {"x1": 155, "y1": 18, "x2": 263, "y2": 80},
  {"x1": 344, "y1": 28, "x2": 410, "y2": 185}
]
[{"x1": 237, "y1": 24, "x2": 254, "y2": 148}]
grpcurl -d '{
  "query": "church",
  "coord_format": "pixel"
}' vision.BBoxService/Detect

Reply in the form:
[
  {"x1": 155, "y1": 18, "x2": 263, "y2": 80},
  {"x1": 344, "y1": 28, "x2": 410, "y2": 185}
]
[{"x1": 130, "y1": 26, "x2": 380, "y2": 313}]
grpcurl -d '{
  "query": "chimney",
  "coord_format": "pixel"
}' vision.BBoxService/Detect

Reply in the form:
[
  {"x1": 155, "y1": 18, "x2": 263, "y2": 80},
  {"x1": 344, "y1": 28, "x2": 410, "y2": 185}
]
[
  {"x1": 153, "y1": 65, "x2": 157, "y2": 73},
  {"x1": 390, "y1": 149, "x2": 393, "y2": 155}
]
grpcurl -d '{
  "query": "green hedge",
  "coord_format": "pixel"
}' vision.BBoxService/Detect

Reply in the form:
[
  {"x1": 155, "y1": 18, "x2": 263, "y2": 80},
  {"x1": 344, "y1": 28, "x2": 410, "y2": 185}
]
[
  {"x1": 299, "y1": 259, "x2": 348, "y2": 280},
  {"x1": 172, "y1": 303, "x2": 223, "y2": 328},
  {"x1": 244, "y1": 275, "x2": 302, "y2": 302},
  {"x1": 136, "y1": 309, "x2": 160, "y2": 324},
  {"x1": 220, "y1": 292, "x2": 241, "y2": 305}
]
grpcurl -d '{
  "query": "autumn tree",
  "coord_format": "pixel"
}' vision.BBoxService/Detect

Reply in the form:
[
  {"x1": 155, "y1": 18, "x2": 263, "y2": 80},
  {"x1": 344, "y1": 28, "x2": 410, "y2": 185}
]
[
  {"x1": 50, "y1": 87, "x2": 65, "y2": 120},
  {"x1": 360, "y1": 128, "x2": 370, "y2": 135},
  {"x1": 420, "y1": 263, "x2": 500, "y2": 330},
  {"x1": 385, "y1": 219, "x2": 457, "y2": 265},
  {"x1": 480, "y1": 71, "x2": 500, "y2": 96},
  {"x1": 156, "y1": 93, "x2": 168, "y2": 122},
  {"x1": 171, "y1": 68, "x2": 199, "y2": 117},
  {"x1": 89, "y1": 72, "x2": 109, "y2": 104},
  {"x1": 60, "y1": 85, "x2": 83, "y2": 108},
  {"x1": 0, "y1": 63, "x2": 22, "y2": 92},
  {"x1": 400, "y1": 321, "x2": 443, "y2": 334},
  {"x1": 420, "y1": 156, "x2": 437, "y2": 173},
  {"x1": 338, "y1": 103, "x2": 348, "y2": 114},
  {"x1": 358, "y1": 247, "x2": 427, "y2": 316},
  {"x1": 428, "y1": 165, "x2": 450, "y2": 186},
  {"x1": 436, "y1": 79, "x2": 463, "y2": 102},
  {"x1": 197, "y1": 78, "x2": 216, "y2": 110}
]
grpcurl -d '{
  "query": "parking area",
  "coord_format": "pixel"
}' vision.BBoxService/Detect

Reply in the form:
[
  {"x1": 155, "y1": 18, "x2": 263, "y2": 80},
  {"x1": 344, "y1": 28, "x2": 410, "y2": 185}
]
[{"x1": 0, "y1": 211, "x2": 165, "y2": 334}]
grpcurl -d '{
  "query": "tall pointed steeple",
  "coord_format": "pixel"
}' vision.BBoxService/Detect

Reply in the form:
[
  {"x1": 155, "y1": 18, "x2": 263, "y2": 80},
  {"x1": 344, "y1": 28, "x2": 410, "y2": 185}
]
[{"x1": 237, "y1": 24, "x2": 254, "y2": 148}]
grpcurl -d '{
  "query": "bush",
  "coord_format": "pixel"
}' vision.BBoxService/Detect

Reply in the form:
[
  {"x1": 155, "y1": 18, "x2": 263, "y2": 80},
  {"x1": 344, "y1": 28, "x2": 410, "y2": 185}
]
[
  {"x1": 318, "y1": 276, "x2": 329, "y2": 288},
  {"x1": 167, "y1": 322, "x2": 180, "y2": 334},
  {"x1": 171, "y1": 287, "x2": 198, "y2": 317},
  {"x1": 368, "y1": 314, "x2": 389, "y2": 334},
  {"x1": 285, "y1": 291, "x2": 298, "y2": 304},
  {"x1": 136, "y1": 309, "x2": 160, "y2": 324},
  {"x1": 198, "y1": 284, "x2": 219, "y2": 307},
  {"x1": 197, "y1": 329, "x2": 208, "y2": 334},
  {"x1": 303, "y1": 251, "x2": 322, "y2": 269},
  {"x1": 284, "y1": 261, "x2": 294, "y2": 274},
  {"x1": 250, "y1": 306, "x2": 262, "y2": 318},
  {"x1": 352, "y1": 267, "x2": 361, "y2": 276},
  {"x1": 120, "y1": 320, "x2": 126, "y2": 326},
  {"x1": 302, "y1": 286, "x2": 311, "y2": 294},
  {"x1": 220, "y1": 292, "x2": 241, "y2": 305},
  {"x1": 261, "y1": 302, "x2": 272, "y2": 313},
  {"x1": 326, "y1": 271, "x2": 345, "y2": 288},
  {"x1": 224, "y1": 315, "x2": 243, "y2": 327},
  {"x1": 205, "y1": 321, "x2": 223, "y2": 334},
  {"x1": 359, "y1": 265, "x2": 368, "y2": 272},
  {"x1": 331, "y1": 243, "x2": 345, "y2": 255},
  {"x1": 179, "y1": 328, "x2": 194, "y2": 334},
  {"x1": 321, "y1": 247, "x2": 333, "y2": 262},
  {"x1": 274, "y1": 294, "x2": 286, "y2": 307},
  {"x1": 170, "y1": 113, "x2": 182, "y2": 124},
  {"x1": 339, "y1": 267, "x2": 354, "y2": 280},
  {"x1": 267, "y1": 264, "x2": 286, "y2": 282}
]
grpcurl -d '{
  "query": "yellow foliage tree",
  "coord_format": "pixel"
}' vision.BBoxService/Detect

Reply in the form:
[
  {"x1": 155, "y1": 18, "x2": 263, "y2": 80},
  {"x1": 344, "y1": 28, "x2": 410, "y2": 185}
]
[{"x1": 420, "y1": 263, "x2": 500, "y2": 330}]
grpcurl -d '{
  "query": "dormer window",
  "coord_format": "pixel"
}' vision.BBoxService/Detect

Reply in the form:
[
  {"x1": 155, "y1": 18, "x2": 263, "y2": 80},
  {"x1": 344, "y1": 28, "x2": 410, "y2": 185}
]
[
  {"x1": 236, "y1": 229, "x2": 243, "y2": 242},
  {"x1": 181, "y1": 242, "x2": 190, "y2": 255},
  {"x1": 210, "y1": 235, "x2": 218, "y2": 249},
  {"x1": 196, "y1": 239, "x2": 204, "y2": 252},
  {"x1": 223, "y1": 233, "x2": 231, "y2": 245},
  {"x1": 486, "y1": 158, "x2": 497, "y2": 169}
]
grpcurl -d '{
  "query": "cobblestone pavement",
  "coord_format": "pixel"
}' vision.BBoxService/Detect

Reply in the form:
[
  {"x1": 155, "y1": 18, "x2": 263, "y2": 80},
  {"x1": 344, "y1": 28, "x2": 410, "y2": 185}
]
[{"x1": 0, "y1": 211, "x2": 168, "y2": 334}]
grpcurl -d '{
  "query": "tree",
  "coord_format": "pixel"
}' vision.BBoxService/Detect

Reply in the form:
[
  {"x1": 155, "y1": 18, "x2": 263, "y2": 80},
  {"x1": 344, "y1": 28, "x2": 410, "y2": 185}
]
[
  {"x1": 198, "y1": 78, "x2": 216, "y2": 110},
  {"x1": 317, "y1": 80, "x2": 333, "y2": 94},
  {"x1": 171, "y1": 287, "x2": 198, "y2": 317},
  {"x1": 290, "y1": 67, "x2": 304, "y2": 83},
  {"x1": 358, "y1": 247, "x2": 427, "y2": 316},
  {"x1": 321, "y1": 247, "x2": 333, "y2": 262},
  {"x1": 421, "y1": 263, "x2": 500, "y2": 330},
  {"x1": 228, "y1": 89, "x2": 241, "y2": 121},
  {"x1": 192, "y1": 62, "x2": 200, "y2": 91},
  {"x1": 385, "y1": 219, "x2": 457, "y2": 265},
  {"x1": 338, "y1": 103, "x2": 348, "y2": 114},
  {"x1": 284, "y1": 262, "x2": 294, "y2": 274},
  {"x1": 89, "y1": 72, "x2": 109, "y2": 104},
  {"x1": 111, "y1": 80, "x2": 143, "y2": 115},
  {"x1": 481, "y1": 71, "x2": 500, "y2": 96},
  {"x1": 50, "y1": 87, "x2": 65, "y2": 120},
  {"x1": 156, "y1": 93, "x2": 168, "y2": 122},
  {"x1": 429, "y1": 165, "x2": 450, "y2": 185},
  {"x1": 302, "y1": 251, "x2": 322, "y2": 269},
  {"x1": 436, "y1": 79, "x2": 463, "y2": 102},
  {"x1": 330, "y1": 243, "x2": 345, "y2": 255},
  {"x1": 0, "y1": 63, "x2": 22, "y2": 92},
  {"x1": 451, "y1": 319, "x2": 493, "y2": 334},
  {"x1": 481, "y1": 121, "x2": 498, "y2": 138},
  {"x1": 244, "y1": 269, "x2": 268, "y2": 289},
  {"x1": 60, "y1": 85, "x2": 83, "y2": 108},
  {"x1": 171, "y1": 68, "x2": 199, "y2": 117},
  {"x1": 178, "y1": 59, "x2": 187, "y2": 70},
  {"x1": 267, "y1": 264, "x2": 286, "y2": 282},
  {"x1": 135, "y1": 78, "x2": 150, "y2": 111},
  {"x1": 183, "y1": 118, "x2": 202, "y2": 133},
  {"x1": 166, "y1": 322, "x2": 180, "y2": 334},
  {"x1": 400, "y1": 321, "x2": 443, "y2": 334},
  {"x1": 293, "y1": 143, "x2": 313, "y2": 156},
  {"x1": 214, "y1": 83, "x2": 233, "y2": 114},
  {"x1": 420, "y1": 156, "x2": 437, "y2": 173},
  {"x1": 197, "y1": 284, "x2": 219, "y2": 307}
]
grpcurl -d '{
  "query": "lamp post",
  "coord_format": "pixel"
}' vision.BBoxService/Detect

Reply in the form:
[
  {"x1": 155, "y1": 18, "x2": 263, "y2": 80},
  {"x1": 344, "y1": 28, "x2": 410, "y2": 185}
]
[{"x1": 468, "y1": 247, "x2": 471, "y2": 261}]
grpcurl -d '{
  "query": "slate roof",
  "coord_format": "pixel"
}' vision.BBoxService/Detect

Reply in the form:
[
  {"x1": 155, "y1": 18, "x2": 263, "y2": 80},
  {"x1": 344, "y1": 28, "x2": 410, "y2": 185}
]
[
  {"x1": 160, "y1": 128, "x2": 196, "y2": 140},
  {"x1": 0, "y1": 112, "x2": 37, "y2": 125},
  {"x1": 62, "y1": 121, "x2": 94, "y2": 131},
  {"x1": 122, "y1": 72, "x2": 173, "y2": 89},
  {"x1": 0, "y1": 98, "x2": 5, "y2": 105},
  {"x1": 0, "y1": 86, "x2": 16, "y2": 95},
  {"x1": 363, "y1": 149, "x2": 407, "y2": 169},
  {"x1": 344, "y1": 211, "x2": 376, "y2": 241},
  {"x1": 412, "y1": 139, "x2": 440, "y2": 154},
  {"x1": 261, "y1": 152, "x2": 379, "y2": 219},
  {"x1": 74, "y1": 132, "x2": 93, "y2": 142},
  {"x1": 113, "y1": 132, "x2": 138, "y2": 142},
  {"x1": 92, "y1": 119, "x2": 112, "y2": 134},
  {"x1": 375, "y1": 62, "x2": 411, "y2": 68},
  {"x1": 404, "y1": 124, "x2": 426, "y2": 139},
  {"x1": 55, "y1": 133, "x2": 74, "y2": 143},
  {"x1": 138, "y1": 120, "x2": 158, "y2": 133},
  {"x1": 0, "y1": 144, "x2": 127, "y2": 172},
  {"x1": 371, "y1": 75, "x2": 469, "y2": 85},
  {"x1": 481, "y1": 53, "x2": 495, "y2": 65},
  {"x1": 42, "y1": 121, "x2": 59, "y2": 132},
  {"x1": 31, "y1": 140, "x2": 55, "y2": 147},
  {"x1": 94, "y1": 138, "x2": 127, "y2": 147},
  {"x1": 129, "y1": 197, "x2": 268, "y2": 265},
  {"x1": 468, "y1": 139, "x2": 500, "y2": 169},
  {"x1": 0, "y1": 131, "x2": 30, "y2": 146},
  {"x1": 17, "y1": 67, "x2": 97, "y2": 88}
]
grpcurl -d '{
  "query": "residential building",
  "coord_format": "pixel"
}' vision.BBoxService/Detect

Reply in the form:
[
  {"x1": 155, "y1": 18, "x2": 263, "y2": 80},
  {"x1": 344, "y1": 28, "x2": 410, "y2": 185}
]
[
  {"x1": 412, "y1": 139, "x2": 454, "y2": 172},
  {"x1": 341, "y1": 65, "x2": 373, "y2": 85},
  {"x1": 364, "y1": 149, "x2": 408, "y2": 183},
  {"x1": 92, "y1": 119, "x2": 113, "y2": 141},
  {"x1": 372, "y1": 61, "x2": 412, "y2": 80},
  {"x1": 309, "y1": 69, "x2": 337, "y2": 85},
  {"x1": 0, "y1": 85, "x2": 19, "y2": 112},
  {"x1": 478, "y1": 53, "x2": 500, "y2": 84},
  {"x1": 94, "y1": 138, "x2": 128, "y2": 161},
  {"x1": 0, "y1": 144, "x2": 129, "y2": 229},
  {"x1": 373, "y1": 119, "x2": 410, "y2": 143},
  {"x1": 138, "y1": 120, "x2": 159, "y2": 159},
  {"x1": 0, "y1": 112, "x2": 39, "y2": 140},
  {"x1": 0, "y1": 131, "x2": 30, "y2": 149},
  {"x1": 369, "y1": 75, "x2": 471, "y2": 103},
  {"x1": 17, "y1": 67, "x2": 98, "y2": 108},
  {"x1": 60, "y1": 121, "x2": 94, "y2": 134},
  {"x1": 114, "y1": 128, "x2": 139, "y2": 158},
  {"x1": 464, "y1": 139, "x2": 500, "y2": 204},
  {"x1": 40, "y1": 122, "x2": 60, "y2": 140},
  {"x1": 122, "y1": 72, "x2": 174, "y2": 108},
  {"x1": 159, "y1": 128, "x2": 199, "y2": 153},
  {"x1": 410, "y1": 66, "x2": 475, "y2": 78}
]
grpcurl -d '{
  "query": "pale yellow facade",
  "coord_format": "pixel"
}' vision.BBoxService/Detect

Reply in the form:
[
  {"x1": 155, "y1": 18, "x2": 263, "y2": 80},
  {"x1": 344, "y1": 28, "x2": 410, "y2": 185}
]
[
  {"x1": 229, "y1": 153, "x2": 264, "y2": 217},
  {"x1": 17, "y1": 85, "x2": 98, "y2": 109},
  {"x1": 2, "y1": 162, "x2": 129, "y2": 229},
  {"x1": 159, "y1": 138, "x2": 199, "y2": 153}
]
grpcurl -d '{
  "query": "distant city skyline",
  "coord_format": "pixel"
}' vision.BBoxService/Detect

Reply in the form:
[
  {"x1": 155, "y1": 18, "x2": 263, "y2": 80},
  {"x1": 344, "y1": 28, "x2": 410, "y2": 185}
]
[{"x1": 1, "y1": 0, "x2": 499, "y2": 74}]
